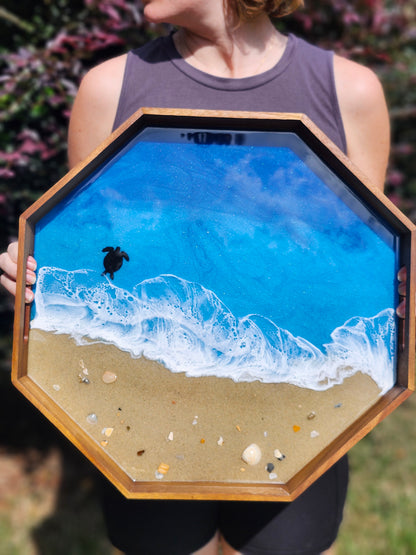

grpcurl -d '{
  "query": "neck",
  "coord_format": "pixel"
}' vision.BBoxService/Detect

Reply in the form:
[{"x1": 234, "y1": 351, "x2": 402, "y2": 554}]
[{"x1": 173, "y1": 16, "x2": 287, "y2": 79}]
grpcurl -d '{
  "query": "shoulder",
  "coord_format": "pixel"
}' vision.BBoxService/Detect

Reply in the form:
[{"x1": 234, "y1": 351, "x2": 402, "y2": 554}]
[
  {"x1": 333, "y1": 55, "x2": 386, "y2": 115},
  {"x1": 333, "y1": 55, "x2": 390, "y2": 190},
  {"x1": 68, "y1": 54, "x2": 127, "y2": 168},
  {"x1": 81, "y1": 54, "x2": 127, "y2": 95}
]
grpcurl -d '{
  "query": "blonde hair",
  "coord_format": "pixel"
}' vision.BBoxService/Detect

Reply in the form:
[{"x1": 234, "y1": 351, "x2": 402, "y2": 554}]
[{"x1": 229, "y1": 0, "x2": 304, "y2": 21}]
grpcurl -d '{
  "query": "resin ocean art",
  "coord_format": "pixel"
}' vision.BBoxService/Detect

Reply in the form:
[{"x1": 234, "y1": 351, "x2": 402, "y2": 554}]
[{"x1": 30, "y1": 129, "x2": 399, "y2": 395}]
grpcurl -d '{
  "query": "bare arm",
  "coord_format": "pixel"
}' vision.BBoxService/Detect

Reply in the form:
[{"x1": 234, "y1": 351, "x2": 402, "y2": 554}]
[
  {"x1": 68, "y1": 54, "x2": 127, "y2": 169},
  {"x1": 334, "y1": 55, "x2": 390, "y2": 191}
]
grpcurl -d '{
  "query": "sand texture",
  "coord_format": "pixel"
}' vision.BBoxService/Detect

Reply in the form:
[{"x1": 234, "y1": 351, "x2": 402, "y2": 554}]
[{"x1": 27, "y1": 329, "x2": 382, "y2": 487}]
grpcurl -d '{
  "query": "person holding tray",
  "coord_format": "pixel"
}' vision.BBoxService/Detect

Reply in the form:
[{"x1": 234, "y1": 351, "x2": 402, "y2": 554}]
[{"x1": 0, "y1": 0, "x2": 407, "y2": 554}]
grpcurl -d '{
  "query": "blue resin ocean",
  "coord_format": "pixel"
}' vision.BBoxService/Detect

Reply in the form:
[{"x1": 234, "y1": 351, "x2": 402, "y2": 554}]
[{"x1": 31, "y1": 129, "x2": 399, "y2": 394}]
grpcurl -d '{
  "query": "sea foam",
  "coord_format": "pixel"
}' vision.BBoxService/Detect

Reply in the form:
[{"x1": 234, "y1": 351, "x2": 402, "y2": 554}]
[{"x1": 31, "y1": 267, "x2": 396, "y2": 393}]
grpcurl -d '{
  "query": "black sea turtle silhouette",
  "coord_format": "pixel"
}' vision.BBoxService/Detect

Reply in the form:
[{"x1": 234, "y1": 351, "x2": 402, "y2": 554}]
[{"x1": 101, "y1": 246, "x2": 129, "y2": 279}]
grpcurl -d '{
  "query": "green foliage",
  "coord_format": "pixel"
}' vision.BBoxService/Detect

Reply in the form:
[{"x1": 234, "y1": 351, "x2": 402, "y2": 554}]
[{"x1": 336, "y1": 393, "x2": 416, "y2": 554}]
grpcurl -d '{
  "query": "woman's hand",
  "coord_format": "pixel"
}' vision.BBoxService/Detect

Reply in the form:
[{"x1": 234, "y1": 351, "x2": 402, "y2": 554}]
[
  {"x1": 396, "y1": 266, "x2": 407, "y2": 319},
  {"x1": 0, "y1": 241, "x2": 36, "y2": 303}
]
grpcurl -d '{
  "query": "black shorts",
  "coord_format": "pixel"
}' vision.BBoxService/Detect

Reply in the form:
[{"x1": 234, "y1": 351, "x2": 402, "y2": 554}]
[{"x1": 100, "y1": 456, "x2": 349, "y2": 555}]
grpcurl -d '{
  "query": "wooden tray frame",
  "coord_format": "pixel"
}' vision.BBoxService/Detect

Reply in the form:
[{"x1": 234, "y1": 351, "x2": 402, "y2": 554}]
[{"x1": 12, "y1": 108, "x2": 416, "y2": 501}]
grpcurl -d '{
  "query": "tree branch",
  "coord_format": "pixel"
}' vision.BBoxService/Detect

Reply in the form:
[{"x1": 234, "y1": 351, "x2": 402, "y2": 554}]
[{"x1": 0, "y1": 7, "x2": 34, "y2": 33}]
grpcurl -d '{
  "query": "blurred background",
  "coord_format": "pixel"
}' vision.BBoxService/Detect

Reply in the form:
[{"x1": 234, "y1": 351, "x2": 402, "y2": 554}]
[{"x1": 0, "y1": 1, "x2": 415, "y2": 553}]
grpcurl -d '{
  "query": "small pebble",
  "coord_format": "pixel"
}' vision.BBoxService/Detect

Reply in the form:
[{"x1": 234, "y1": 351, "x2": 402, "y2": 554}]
[
  {"x1": 167, "y1": 431, "x2": 174, "y2": 441},
  {"x1": 102, "y1": 371, "x2": 117, "y2": 384},
  {"x1": 155, "y1": 471, "x2": 164, "y2": 480},
  {"x1": 310, "y1": 430, "x2": 320, "y2": 438},
  {"x1": 52, "y1": 384, "x2": 61, "y2": 391},
  {"x1": 241, "y1": 443, "x2": 262, "y2": 466},
  {"x1": 263, "y1": 431, "x2": 268, "y2": 437},
  {"x1": 200, "y1": 438, "x2": 205, "y2": 444},
  {"x1": 266, "y1": 463, "x2": 275, "y2": 473},
  {"x1": 217, "y1": 436, "x2": 224, "y2": 446},
  {"x1": 307, "y1": 411, "x2": 316, "y2": 420},
  {"x1": 78, "y1": 374, "x2": 90, "y2": 384},
  {"x1": 334, "y1": 403, "x2": 342, "y2": 408},
  {"x1": 192, "y1": 416, "x2": 198, "y2": 425},
  {"x1": 236, "y1": 425, "x2": 241, "y2": 432},
  {"x1": 100, "y1": 440, "x2": 108, "y2": 447},
  {"x1": 102, "y1": 427, "x2": 114, "y2": 437},
  {"x1": 137, "y1": 450, "x2": 145, "y2": 456},
  {"x1": 274, "y1": 449, "x2": 286, "y2": 461},
  {"x1": 269, "y1": 473, "x2": 278, "y2": 480},
  {"x1": 87, "y1": 413, "x2": 97, "y2": 424},
  {"x1": 293, "y1": 425, "x2": 301, "y2": 433}
]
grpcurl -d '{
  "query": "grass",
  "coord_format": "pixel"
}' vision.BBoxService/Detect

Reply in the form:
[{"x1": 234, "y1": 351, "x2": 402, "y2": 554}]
[
  {"x1": 336, "y1": 392, "x2": 416, "y2": 555},
  {"x1": 0, "y1": 362, "x2": 415, "y2": 554}
]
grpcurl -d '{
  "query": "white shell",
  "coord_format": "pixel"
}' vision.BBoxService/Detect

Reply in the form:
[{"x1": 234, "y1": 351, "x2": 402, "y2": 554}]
[
  {"x1": 274, "y1": 449, "x2": 286, "y2": 461},
  {"x1": 86, "y1": 413, "x2": 97, "y2": 424},
  {"x1": 241, "y1": 443, "x2": 262, "y2": 466}
]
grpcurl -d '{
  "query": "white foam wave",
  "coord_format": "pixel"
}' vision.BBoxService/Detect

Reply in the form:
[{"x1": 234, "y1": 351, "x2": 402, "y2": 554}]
[{"x1": 31, "y1": 268, "x2": 396, "y2": 393}]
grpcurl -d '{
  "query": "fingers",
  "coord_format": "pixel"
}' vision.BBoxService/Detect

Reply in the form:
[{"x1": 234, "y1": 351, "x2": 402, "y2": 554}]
[
  {"x1": 396, "y1": 299, "x2": 406, "y2": 320},
  {"x1": 396, "y1": 266, "x2": 407, "y2": 319},
  {"x1": 397, "y1": 266, "x2": 407, "y2": 283},
  {"x1": 0, "y1": 242, "x2": 37, "y2": 303}
]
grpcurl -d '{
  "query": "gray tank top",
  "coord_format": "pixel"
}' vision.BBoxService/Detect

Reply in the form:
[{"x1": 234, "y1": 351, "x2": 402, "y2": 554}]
[{"x1": 113, "y1": 33, "x2": 347, "y2": 153}]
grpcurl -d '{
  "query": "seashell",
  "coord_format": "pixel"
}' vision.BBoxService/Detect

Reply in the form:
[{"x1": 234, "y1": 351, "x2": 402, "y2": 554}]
[
  {"x1": 167, "y1": 432, "x2": 174, "y2": 441},
  {"x1": 87, "y1": 413, "x2": 97, "y2": 424},
  {"x1": 102, "y1": 371, "x2": 117, "y2": 384},
  {"x1": 102, "y1": 427, "x2": 114, "y2": 437},
  {"x1": 274, "y1": 449, "x2": 286, "y2": 461},
  {"x1": 241, "y1": 443, "x2": 262, "y2": 466},
  {"x1": 310, "y1": 430, "x2": 320, "y2": 438},
  {"x1": 217, "y1": 436, "x2": 224, "y2": 446}
]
